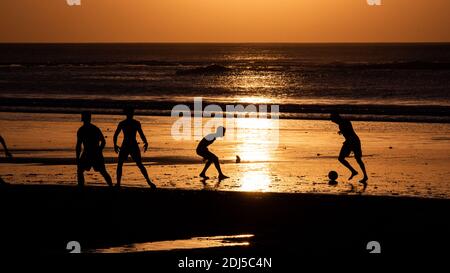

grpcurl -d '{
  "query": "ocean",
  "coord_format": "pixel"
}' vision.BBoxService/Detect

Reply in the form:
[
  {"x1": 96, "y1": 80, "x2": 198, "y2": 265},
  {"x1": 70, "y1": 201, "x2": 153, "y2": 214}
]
[{"x1": 0, "y1": 43, "x2": 449, "y2": 121}]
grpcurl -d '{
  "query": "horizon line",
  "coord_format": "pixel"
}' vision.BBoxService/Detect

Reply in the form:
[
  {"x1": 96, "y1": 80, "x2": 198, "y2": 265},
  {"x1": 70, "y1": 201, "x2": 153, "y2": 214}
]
[{"x1": 1, "y1": 41, "x2": 450, "y2": 45}]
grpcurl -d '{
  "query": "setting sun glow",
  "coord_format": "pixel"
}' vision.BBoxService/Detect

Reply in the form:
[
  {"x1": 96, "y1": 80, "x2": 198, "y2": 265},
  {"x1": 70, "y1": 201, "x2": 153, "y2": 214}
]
[{"x1": 1, "y1": 0, "x2": 450, "y2": 42}]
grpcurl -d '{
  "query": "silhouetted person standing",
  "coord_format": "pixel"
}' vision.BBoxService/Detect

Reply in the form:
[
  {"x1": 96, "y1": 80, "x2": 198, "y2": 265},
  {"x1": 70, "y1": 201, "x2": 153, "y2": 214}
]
[
  {"x1": 0, "y1": 135, "x2": 12, "y2": 185},
  {"x1": 113, "y1": 107, "x2": 156, "y2": 189},
  {"x1": 76, "y1": 112, "x2": 113, "y2": 187},
  {"x1": 331, "y1": 113, "x2": 368, "y2": 187},
  {"x1": 196, "y1": 126, "x2": 229, "y2": 180}
]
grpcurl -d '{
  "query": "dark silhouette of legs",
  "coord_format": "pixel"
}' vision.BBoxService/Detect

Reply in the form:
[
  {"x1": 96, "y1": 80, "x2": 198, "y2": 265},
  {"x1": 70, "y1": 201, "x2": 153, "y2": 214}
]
[
  {"x1": 132, "y1": 149, "x2": 156, "y2": 189},
  {"x1": 116, "y1": 158, "x2": 124, "y2": 187},
  {"x1": 199, "y1": 154, "x2": 228, "y2": 180},
  {"x1": 79, "y1": 168, "x2": 112, "y2": 187},
  {"x1": 136, "y1": 161, "x2": 155, "y2": 189},
  {"x1": 78, "y1": 158, "x2": 112, "y2": 187},
  {"x1": 212, "y1": 157, "x2": 229, "y2": 180},
  {"x1": 338, "y1": 155, "x2": 358, "y2": 180},
  {"x1": 355, "y1": 156, "x2": 368, "y2": 185},
  {"x1": 117, "y1": 146, "x2": 156, "y2": 189},
  {"x1": 99, "y1": 168, "x2": 113, "y2": 187},
  {"x1": 77, "y1": 168, "x2": 85, "y2": 187},
  {"x1": 339, "y1": 144, "x2": 358, "y2": 180},
  {"x1": 200, "y1": 160, "x2": 213, "y2": 179},
  {"x1": 212, "y1": 157, "x2": 223, "y2": 174}
]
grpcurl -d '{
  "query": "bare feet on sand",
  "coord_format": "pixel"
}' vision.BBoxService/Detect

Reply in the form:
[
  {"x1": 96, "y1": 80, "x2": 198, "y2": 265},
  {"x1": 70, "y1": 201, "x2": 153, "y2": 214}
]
[
  {"x1": 359, "y1": 176, "x2": 368, "y2": 190},
  {"x1": 218, "y1": 174, "x2": 229, "y2": 181},
  {"x1": 199, "y1": 173, "x2": 210, "y2": 179},
  {"x1": 348, "y1": 171, "x2": 358, "y2": 180},
  {"x1": 148, "y1": 181, "x2": 157, "y2": 190}
]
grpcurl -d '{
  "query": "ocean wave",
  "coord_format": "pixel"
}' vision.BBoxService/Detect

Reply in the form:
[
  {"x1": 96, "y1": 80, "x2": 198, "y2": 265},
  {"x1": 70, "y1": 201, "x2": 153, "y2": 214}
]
[
  {"x1": 175, "y1": 64, "x2": 232, "y2": 75},
  {"x1": 236, "y1": 60, "x2": 450, "y2": 72},
  {"x1": 1, "y1": 97, "x2": 449, "y2": 123},
  {"x1": 2, "y1": 60, "x2": 450, "y2": 72},
  {"x1": 325, "y1": 61, "x2": 450, "y2": 70},
  {"x1": 0, "y1": 60, "x2": 178, "y2": 68}
]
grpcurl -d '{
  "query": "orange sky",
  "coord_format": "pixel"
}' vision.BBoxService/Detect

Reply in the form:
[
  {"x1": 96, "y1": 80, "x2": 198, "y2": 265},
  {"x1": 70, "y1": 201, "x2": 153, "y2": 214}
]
[{"x1": 1, "y1": 0, "x2": 449, "y2": 43}]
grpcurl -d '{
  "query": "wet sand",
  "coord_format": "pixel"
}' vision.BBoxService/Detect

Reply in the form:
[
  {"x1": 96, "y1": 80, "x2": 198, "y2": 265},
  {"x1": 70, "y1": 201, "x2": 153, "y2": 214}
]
[
  {"x1": 0, "y1": 184, "x2": 448, "y2": 263},
  {"x1": 1, "y1": 112, "x2": 449, "y2": 198}
]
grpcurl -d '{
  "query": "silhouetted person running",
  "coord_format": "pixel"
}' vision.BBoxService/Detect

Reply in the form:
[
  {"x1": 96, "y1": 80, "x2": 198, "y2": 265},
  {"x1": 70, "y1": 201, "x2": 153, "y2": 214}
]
[
  {"x1": 76, "y1": 112, "x2": 113, "y2": 187},
  {"x1": 113, "y1": 107, "x2": 156, "y2": 189},
  {"x1": 331, "y1": 113, "x2": 368, "y2": 187},
  {"x1": 0, "y1": 135, "x2": 12, "y2": 185},
  {"x1": 196, "y1": 126, "x2": 229, "y2": 180}
]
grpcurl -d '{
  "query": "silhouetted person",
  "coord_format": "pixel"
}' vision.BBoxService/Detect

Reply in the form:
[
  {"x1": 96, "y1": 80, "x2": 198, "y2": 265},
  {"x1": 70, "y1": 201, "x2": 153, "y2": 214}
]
[
  {"x1": 0, "y1": 135, "x2": 12, "y2": 185},
  {"x1": 196, "y1": 126, "x2": 229, "y2": 180},
  {"x1": 331, "y1": 113, "x2": 368, "y2": 187},
  {"x1": 113, "y1": 107, "x2": 156, "y2": 189},
  {"x1": 76, "y1": 112, "x2": 113, "y2": 187}
]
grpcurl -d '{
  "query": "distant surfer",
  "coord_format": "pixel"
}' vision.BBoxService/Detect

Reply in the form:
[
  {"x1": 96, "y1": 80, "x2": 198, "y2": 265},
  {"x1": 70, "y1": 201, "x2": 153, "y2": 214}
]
[
  {"x1": 113, "y1": 107, "x2": 156, "y2": 189},
  {"x1": 0, "y1": 135, "x2": 12, "y2": 185},
  {"x1": 330, "y1": 113, "x2": 368, "y2": 188},
  {"x1": 196, "y1": 126, "x2": 229, "y2": 180},
  {"x1": 76, "y1": 112, "x2": 113, "y2": 187}
]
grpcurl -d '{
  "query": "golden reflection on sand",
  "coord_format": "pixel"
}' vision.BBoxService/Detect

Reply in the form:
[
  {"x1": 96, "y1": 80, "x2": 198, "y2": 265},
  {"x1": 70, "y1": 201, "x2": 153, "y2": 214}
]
[
  {"x1": 239, "y1": 170, "x2": 271, "y2": 192},
  {"x1": 89, "y1": 234, "x2": 254, "y2": 253},
  {"x1": 234, "y1": 117, "x2": 278, "y2": 192}
]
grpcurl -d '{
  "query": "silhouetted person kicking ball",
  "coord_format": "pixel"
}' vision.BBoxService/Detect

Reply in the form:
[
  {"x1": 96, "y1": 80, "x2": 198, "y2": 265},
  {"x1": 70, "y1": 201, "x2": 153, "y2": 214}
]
[
  {"x1": 196, "y1": 126, "x2": 229, "y2": 180},
  {"x1": 76, "y1": 112, "x2": 113, "y2": 187},
  {"x1": 113, "y1": 107, "x2": 156, "y2": 189},
  {"x1": 0, "y1": 135, "x2": 13, "y2": 185},
  {"x1": 331, "y1": 113, "x2": 368, "y2": 188}
]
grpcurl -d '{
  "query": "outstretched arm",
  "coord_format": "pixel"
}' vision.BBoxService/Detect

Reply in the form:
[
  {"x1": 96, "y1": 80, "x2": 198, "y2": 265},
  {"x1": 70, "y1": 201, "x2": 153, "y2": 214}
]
[
  {"x1": 137, "y1": 123, "x2": 148, "y2": 152},
  {"x1": 113, "y1": 123, "x2": 122, "y2": 153},
  {"x1": 0, "y1": 135, "x2": 12, "y2": 158}
]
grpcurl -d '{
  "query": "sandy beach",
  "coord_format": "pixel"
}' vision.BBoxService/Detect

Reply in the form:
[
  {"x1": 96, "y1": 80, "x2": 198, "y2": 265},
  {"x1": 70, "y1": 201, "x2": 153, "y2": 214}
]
[
  {"x1": 1, "y1": 111, "x2": 449, "y2": 264},
  {"x1": 0, "y1": 112, "x2": 449, "y2": 198},
  {"x1": 0, "y1": 184, "x2": 448, "y2": 263}
]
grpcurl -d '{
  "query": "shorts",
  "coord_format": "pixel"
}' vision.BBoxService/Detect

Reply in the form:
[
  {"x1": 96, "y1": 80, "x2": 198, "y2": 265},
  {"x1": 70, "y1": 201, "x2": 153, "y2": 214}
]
[
  {"x1": 119, "y1": 143, "x2": 142, "y2": 162},
  {"x1": 340, "y1": 140, "x2": 362, "y2": 158},
  {"x1": 78, "y1": 151, "x2": 106, "y2": 172},
  {"x1": 196, "y1": 149, "x2": 218, "y2": 161}
]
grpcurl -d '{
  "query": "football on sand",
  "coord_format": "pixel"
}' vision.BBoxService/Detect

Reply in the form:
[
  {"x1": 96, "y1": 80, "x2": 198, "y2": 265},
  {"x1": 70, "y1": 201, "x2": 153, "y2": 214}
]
[{"x1": 328, "y1": 171, "x2": 338, "y2": 181}]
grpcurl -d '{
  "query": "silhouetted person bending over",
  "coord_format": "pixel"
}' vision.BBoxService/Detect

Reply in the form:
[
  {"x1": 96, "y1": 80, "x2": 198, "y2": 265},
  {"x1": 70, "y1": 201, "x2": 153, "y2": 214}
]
[
  {"x1": 0, "y1": 135, "x2": 12, "y2": 185},
  {"x1": 76, "y1": 112, "x2": 113, "y2": 187},
  {"x1": 331, "y1": 113, "x2": 368, "y2": 187},
  {"x1": 113, "y1": 107, "x2": 156, "y2": 189},
  {"x1": 196, "y1": 126, "x2": 229, "y2": 180}
]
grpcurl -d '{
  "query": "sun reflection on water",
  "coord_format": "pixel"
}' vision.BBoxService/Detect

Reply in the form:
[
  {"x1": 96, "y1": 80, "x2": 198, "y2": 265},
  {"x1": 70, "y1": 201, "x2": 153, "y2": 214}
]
[
  {"x1": 224, "y1": 73, "x2": 288, "y2": 91},
  {"x1": 235, "y1": 96, "x2": 274, "y2": 104}
]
